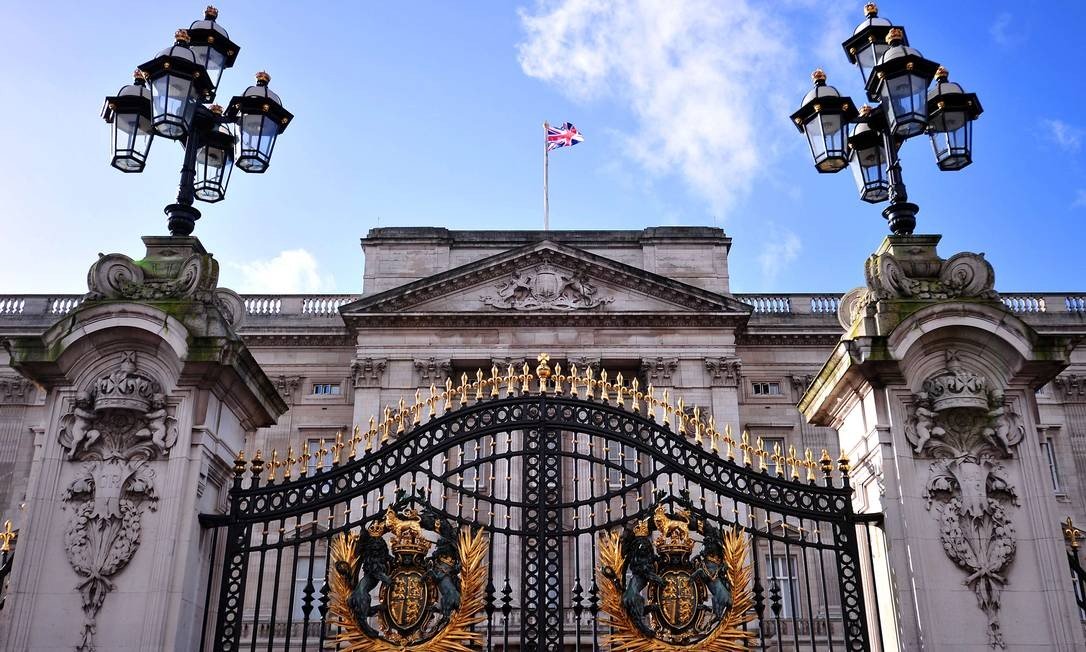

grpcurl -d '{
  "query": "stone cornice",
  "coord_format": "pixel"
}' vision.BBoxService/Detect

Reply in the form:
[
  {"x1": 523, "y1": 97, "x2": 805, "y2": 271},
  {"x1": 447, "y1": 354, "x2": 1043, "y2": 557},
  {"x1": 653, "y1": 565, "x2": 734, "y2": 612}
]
[
  {"x1": 340, "y1": 311, "x2": 749, "y2": 329},
  {"x1": 341, "y1": 240, "x2": 752, "y2": 318}
]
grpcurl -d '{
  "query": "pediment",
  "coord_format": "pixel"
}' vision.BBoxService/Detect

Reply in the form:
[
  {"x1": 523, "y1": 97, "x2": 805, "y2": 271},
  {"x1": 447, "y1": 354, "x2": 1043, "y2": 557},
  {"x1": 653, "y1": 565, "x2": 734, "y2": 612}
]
[{"x1": 341, "y1": 241, "x2": 751, "y2": 322}]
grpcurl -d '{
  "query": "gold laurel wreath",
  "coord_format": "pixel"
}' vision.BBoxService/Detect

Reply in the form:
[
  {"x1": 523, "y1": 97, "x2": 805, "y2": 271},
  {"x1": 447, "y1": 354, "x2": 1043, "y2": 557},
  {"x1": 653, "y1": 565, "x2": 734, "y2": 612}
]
[
  {"x1": 597, "y1": 526, "x2": 757, "y2": 651},
  {"x1": 329, "y1": 527, "x2": 488, "y2": 652}
]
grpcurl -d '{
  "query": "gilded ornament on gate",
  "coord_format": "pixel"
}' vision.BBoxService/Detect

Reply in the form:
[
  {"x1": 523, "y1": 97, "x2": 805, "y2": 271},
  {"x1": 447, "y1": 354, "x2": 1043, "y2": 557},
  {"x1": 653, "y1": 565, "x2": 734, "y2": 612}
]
[
  {"x1": 597, "y1": 493, "x2": 755, "y2": 651},
  {"x1": 329, "y1": 491, "x2": 488, "y2": 651}
]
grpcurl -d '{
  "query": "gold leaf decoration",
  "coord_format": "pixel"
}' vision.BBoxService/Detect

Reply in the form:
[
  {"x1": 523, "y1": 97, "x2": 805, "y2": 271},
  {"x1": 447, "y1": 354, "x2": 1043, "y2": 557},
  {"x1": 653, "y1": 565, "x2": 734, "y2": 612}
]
[
  {"x1": 329, "y1": 527, "x2": 488, "y2": 651},
  {"x1": 597, "y1": 526, "x2": 756, "y2": 651}
]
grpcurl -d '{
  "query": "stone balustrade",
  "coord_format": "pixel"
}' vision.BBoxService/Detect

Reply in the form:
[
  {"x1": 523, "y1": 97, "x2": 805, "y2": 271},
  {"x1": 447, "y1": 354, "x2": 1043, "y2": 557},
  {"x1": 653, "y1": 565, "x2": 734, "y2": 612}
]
[{"x1": 0, "y1": 293, "x2": 1082, "y2": 328}]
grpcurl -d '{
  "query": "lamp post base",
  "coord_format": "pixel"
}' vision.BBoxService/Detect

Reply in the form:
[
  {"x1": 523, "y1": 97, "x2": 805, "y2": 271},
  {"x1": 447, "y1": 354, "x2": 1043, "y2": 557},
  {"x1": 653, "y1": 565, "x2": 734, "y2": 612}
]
[
  {"x1": 882, "y1": 201, "x2": 918, "y2": 236},
  {"x1": 164, "y1": 203, "x2": 202, "y2": 236}
]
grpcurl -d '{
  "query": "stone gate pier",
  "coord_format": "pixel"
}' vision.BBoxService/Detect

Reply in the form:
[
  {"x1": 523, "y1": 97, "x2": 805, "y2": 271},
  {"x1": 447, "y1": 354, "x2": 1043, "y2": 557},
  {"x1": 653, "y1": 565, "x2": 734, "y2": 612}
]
[
  {"x1": 0, "y1": 236, "x2": 285, "y2": 651},
  {"x1": 801, "y1": 235, "x2": 1086, "y2": 651}
]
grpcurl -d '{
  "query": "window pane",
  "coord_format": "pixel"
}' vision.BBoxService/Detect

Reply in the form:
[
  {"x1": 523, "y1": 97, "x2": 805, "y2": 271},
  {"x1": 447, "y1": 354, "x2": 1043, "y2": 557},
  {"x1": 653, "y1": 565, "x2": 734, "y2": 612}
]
[{"x1": 293, "y1": 556, "x2": 327, "y2": 621}]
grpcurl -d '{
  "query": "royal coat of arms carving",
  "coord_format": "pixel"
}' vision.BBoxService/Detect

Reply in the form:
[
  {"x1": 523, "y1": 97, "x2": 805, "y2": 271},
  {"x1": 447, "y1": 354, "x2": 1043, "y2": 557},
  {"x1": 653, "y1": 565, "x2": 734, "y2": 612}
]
[
  {"x1": 329, "y1": 492, "x2": 488, "y2": 651},
  {"x1": 597, "y1": 493, "x2": 755, "y2": 651},
  {"x1": 481, "y1": 262, "x2": 614, "y2": 310}
]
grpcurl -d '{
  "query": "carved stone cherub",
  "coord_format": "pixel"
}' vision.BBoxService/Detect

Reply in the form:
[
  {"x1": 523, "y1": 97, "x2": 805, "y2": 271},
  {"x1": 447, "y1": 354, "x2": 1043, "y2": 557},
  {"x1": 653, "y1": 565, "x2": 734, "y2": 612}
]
[
  {"x1": 63, "y1": 392, "x2": 101, "y2": 459},
  {"x1": 135, "y1": 393, "x2": 175, "y2": 453},
  {"x1": 908, "y1": 393, "x2": 944, "y2": 454},
  {"x1": 982, "y1": 394, "x2": 1022, "y2": 455}
]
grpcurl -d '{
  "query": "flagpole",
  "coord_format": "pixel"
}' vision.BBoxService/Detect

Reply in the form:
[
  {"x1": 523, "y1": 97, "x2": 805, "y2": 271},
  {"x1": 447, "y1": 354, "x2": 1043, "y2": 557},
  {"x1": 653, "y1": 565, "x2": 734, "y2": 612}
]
[{"x1": 543, "y1": 121, "x2": 550, "y2": 230}]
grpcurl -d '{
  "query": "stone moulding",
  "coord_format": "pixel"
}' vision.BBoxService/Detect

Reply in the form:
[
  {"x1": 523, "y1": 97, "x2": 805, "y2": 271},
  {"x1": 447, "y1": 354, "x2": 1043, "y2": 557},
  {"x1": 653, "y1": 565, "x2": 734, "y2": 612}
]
[{"x1": 904, "y1": 351, "x2": 1024, "y2": 649}]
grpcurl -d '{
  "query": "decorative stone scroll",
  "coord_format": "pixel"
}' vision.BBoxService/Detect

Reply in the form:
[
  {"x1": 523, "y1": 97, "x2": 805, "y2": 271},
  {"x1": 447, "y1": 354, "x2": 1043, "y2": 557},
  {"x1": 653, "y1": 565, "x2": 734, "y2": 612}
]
[
  {"x1": 415, "y1": 357, "x2": 451, "y2": 387},
  {"x1": 56, "y1": 352, "x2": 177, "y2": 651},
  {"x1": 838, "y1": 237, "x2": 999, "y2": 329},
  {"x1": 904, "y1": 351, "x2": 1024, "y2": 649},
  {"x1": 480, "y1": 263, "x2": 613, "y2": 311},
  {"x1": 642, "y1": 357, "x2": 678, "y2": 385}
]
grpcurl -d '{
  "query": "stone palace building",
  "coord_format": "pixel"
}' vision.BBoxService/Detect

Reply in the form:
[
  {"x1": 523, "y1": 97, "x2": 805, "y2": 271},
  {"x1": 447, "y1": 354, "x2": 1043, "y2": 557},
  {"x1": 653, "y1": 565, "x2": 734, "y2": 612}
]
[{"x1": 0, "y1": 226, "x2": 1084, "y2": 650}]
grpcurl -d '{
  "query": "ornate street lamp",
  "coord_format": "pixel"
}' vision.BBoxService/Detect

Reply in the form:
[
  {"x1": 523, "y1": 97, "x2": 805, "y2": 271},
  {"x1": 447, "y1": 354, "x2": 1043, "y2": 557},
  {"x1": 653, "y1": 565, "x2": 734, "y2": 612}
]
[
  {"x1": 793, "y1": 3, "x2": 981, "y2": 235},
  {"x1": 102, "y1": 6, "x2": 293, "y2": 236}
]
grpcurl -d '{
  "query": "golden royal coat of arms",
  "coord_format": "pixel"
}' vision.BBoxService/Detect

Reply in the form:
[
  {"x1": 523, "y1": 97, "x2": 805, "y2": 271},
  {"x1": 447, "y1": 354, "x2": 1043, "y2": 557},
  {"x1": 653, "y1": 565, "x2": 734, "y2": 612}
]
[
  {"x1": 598, "y1": 493, "x2": 756, "y2": 651},
  {"x1": 329, "y1": 492, "x2": 488, "y2": 651}
]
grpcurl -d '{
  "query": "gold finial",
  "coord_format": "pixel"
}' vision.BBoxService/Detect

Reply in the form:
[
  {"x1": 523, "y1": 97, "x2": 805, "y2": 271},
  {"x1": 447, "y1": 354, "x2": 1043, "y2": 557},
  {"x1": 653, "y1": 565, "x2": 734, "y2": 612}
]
[
  {"x1": 333, "y1": 431, "x2": 345, "y2": 465},
  {"x1": 788, "y1": 445, "x2": 801, "y2": 481},
  {"x1": 397, "y1": 397, "x2": 407, "y2": 434},
  {"x1": 460, "y1": 372, "x2": 470, "y2": 406},
  {"x1": 859, "y1": 103, "x2": 873, "y2": 117},
  {"x1": 536, "y1": 353, "x2": 551, "y2": 379},
  {"x1": 646, "y1": 385, "x2": 656, "y2": 419},
  {"x1": 133, "y1": 69, "x2": 148, "y2": 82},
  {"x1": 724, "y1": 423, "x2": 735, "y2": 460},
  {"x1": 885, "y1": 27, "x2": 904, "y2": 45},
  {"x1": 863, "y1": 2, "x2": 877, "y2": 18},
  {"x1": 300, "y1": 441, "x2": 311, "y2": 475},
  {"x1": 771, "y1": 442, "x2": 785, "y2": 476},
  {"x1": 475, "y1": 369, "x2": 485, "y2": 400},
  {"x1": 934, "y1": 65, "x2": 949, "y2": 81},
  {"x1": 615, "y1": 372, "x2": 626, "y2": 407},
  {"x1": 521, "y1": 362, "x2": 531, "y2": 394},
  {"x1": 444, "y1": 377, "x2": 454, "y2": 412},
  {"x1": 1064, "y1": 517, "x2": 1082, "y2": 550},
  {"x1": 316, "y1": 439, "x2": 328, "y2": 470},
  {"x1": 569, "y1": 364, "x2": 579, "y2": 397},
  {"x1": 284, "y1": 446, "x2": 296, "y2": 480},
  {"x1": 661, "y1": 389, "x2": 670, "y2": 427},
  {"x1": 506, "y1": 364, "x2": 517, "y2": 396},
  {"x1": 838, "y1": 452, "x2": 851, "y2": 475},
  {"x1": 233, "y1": 450, "x2": 246, "y2": 476},
  {"x1": 805, "y1": 449, "x2": 817, "y2": 483},
  {"x1": 0, "y1": 520, "x2": 15, "y2": 553},
  {"x1": 811, "y1": 68, "x2": 827, "y2": 84},
  {"x1": 412, "y1": 391, "x2": 422, "y2": 425},
  {"x1": 381, "y1": 407, "x2": 392, "y2": 444},
  {"x1": 205, "y1": 5, "x2": 219, "y2": 19},
  {"x1": 490, "y1": 365, "x2": 501, "y2": 397},
  {"x1": 268, "y1": 449, "x2": 280, "y2": 482},
  {"x1": 630, "y1": 378, "x2": 641, "y2": 412},
  {"x1": 250, "y1": 449, "x2": 265, "y2": 476},
  {"x1": 820, "y1": 449, "x2": 833, "y2": 477},
  {"x1": 174, "y1": 29, "x2": 191, "y2": 44},
  {"x1": 585, "y1": 367, "x2": 595, "y2": 400},
  {"x1": 599, "y1": 369, "x2": 609, "y2": 401},
  {"x1": 740, "y1": 430, "x2": 752, "y2": 467},
  {"x1": 692, "y1": 406, "x2": 702, "y2": 444},
  {"x1": 255, "y1": 71, "x2": 271, "y2": 85},
  {"x1": 366, "y1": 416, "x2": 377, "y2": 452},
  {"x1": 755, "y1": 437, "x2": 768, "y2": 473}
]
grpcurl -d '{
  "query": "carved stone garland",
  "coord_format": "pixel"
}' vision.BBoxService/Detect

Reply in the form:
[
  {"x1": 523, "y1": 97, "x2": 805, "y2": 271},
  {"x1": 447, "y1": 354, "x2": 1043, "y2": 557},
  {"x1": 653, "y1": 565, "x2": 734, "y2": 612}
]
[
  {"x1": 904, "y1": 352, "x2": 1023, "y2": 649},
  {"x1": 57, "y1": 352, "x2": 178, "y2": 651}
]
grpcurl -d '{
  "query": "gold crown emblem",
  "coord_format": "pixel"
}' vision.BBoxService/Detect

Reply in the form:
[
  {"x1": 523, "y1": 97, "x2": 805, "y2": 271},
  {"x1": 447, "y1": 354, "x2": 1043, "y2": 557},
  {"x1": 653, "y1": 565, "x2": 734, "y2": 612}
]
[
  {"x1": 174, "y1": 29, "x2": 191, "y2": 43},
  {"x1": 632, "y1": 518, "x2": 650, "y2": 537},
  {"x1": 391, "y1": 532, "x2": 432, "y2": 556},
  {"x1": 655, "y1": 532, "x2": 695, "y2": 556}
]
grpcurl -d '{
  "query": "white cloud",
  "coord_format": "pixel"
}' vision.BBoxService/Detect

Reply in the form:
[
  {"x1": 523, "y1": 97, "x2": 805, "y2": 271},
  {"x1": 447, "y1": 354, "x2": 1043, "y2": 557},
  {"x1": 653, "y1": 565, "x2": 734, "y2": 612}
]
[
  {"x1": 226, "y1": 249, "x2": 335, "y2": 293},
  {"x1": 517, "y1": 0, "x2": 796, "y2": 216},
  {"x1": 757, "y1": 228, "x2": 802, "y2": 283},
  {"x1": 989, "y1": 13, "x2": 1015, "y2": 47},
  {"x1": 1042, "y1": 119, "x2": 1084, "y2": 152}
]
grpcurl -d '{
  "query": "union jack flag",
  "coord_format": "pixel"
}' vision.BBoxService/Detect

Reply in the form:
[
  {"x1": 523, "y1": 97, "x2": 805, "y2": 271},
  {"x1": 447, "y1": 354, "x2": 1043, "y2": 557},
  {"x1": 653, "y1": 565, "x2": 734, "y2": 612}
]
[{"x1": 546, "y1": 122, "x2": 584, "y2": 151}]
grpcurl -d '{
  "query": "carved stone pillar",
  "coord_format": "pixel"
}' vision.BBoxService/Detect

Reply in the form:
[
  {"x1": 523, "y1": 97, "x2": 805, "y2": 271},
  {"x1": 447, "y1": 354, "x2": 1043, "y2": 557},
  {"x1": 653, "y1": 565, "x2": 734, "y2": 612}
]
[
  {"x1": 640, "y1": 356, "x2": 678, "y2": 387},
  {"x1": 414, "y1": 357, "x2": 450, "y2": 388},
  {"x1": 704, "y1": 357, "x2": 741, "y2": 442},
  {"x1": 0, "y1": 236, "x2": 285, "y2": 652},
  {"x1": 800, "y1": 235, "x2": 1085, "y2": 651}
]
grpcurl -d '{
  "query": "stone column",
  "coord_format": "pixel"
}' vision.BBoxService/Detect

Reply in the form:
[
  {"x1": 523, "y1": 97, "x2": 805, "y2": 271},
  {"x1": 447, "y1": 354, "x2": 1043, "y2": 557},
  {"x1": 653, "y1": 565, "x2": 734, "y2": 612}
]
[
  {"x1": 0, "y1": 236, "x2": 286, "y2": 652},
  {"x1": 800, "y1": 235, "x2": 1085, "y2": 651},
  {"x1": 704, "y1": 356, "x2": 742, "y2": 437},
  {"x1": 350, "y1": 356, "x2": 388, "y2": 431}
]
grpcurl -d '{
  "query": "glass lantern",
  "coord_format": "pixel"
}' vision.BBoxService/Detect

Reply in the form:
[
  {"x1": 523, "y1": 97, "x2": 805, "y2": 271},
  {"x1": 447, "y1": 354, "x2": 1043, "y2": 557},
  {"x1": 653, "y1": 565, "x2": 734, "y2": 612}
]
[
  {"x1": 927, "y1": 67, "x2": 982, "y2": 171},
  {"x1": 790, "y1": 70, "x2": 858, "y2": 173},
  {"x1": 847, "y1": 112, "x2": 889, "y2": 203},
  {"x1": 102, "y1": 71, "x2": 155, "y2": 172},
  {"x1": 226, "y1": 72, "x2": 294, "y2": 173},
  {"x1": 866, "y1": 28, "x2": 939, "y2": 137},
  {"x1": 187, "y1": 6, "x2": 240, "y2": 101},
  {"x1": 193, "y1": 111, "x2": 235, "y2": 202},
  {"x1": 841, "y1": 3, "x2": 901, "y2": 93},
  {"x1": 138, "y1": 30, "x2": 214, "y2": 138}
]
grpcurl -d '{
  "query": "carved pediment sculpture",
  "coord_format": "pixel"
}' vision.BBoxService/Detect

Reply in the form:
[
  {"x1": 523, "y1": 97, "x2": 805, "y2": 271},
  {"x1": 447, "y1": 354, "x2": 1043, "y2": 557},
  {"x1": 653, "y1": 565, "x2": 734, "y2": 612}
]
[
  {"x1": 903, "y1": 351, "x2": 1024, "y2": 649},
  {"x1": 481, "y1": 263, "x2": 614, "y2": 311},
  {"x1": 55, "y1": 351, "x2": 178, "y2": 651}
]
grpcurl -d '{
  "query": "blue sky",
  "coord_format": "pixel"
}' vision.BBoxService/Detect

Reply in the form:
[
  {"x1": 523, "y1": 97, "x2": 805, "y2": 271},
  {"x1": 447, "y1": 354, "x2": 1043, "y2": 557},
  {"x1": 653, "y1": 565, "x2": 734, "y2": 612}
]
[{"x1": 0, "y1": 1, "x2": 1083, "y2": 294}]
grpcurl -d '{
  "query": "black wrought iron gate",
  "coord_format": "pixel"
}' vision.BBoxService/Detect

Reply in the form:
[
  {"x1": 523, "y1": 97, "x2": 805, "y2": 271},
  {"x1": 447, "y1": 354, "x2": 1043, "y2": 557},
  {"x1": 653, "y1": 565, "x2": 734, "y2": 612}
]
[{"x1": 200, "y1": 362, "x2": 876, "y2": 651}]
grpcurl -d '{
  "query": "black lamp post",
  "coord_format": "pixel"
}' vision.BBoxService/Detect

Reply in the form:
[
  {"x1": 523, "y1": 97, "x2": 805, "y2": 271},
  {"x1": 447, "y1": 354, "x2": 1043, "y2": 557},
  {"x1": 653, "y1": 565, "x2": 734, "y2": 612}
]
[
  {"x1": 792, "y1": 3, "x2": 982, "y2": 235},
  {"x1": 101, "y1": 6, "x2": 293, "y2": 237}
]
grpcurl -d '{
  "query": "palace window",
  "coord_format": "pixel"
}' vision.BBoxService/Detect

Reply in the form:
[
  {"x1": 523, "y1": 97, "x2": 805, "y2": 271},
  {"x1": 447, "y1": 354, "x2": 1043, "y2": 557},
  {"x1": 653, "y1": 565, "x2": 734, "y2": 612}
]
[
  {"x1": 292, "y1": 555, "x2": 327, "y2": 621},
  {"x1": 1039, "y1": 436, "x2": 1063, "y2": 495},
  {"x1": 752, "y1": 382, "x2": 782, "y2": 396},
  {"x1": 765, "y1": 554, "x2": 800, "y2": 618},
  {"x1": 312, "y1": 383, "x2": 341, "y2": 396},
  {"x1": 305, "y1": 437, "x2": 335, "y2": 475}
]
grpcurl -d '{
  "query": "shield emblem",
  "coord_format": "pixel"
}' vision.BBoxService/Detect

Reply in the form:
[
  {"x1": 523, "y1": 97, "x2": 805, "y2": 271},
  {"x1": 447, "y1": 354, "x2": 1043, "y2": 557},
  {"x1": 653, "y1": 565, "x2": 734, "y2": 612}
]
[
  {"x1": 385, "y1": 568, "x2": 429, "y2": 632},
  {"x1": 655, "y1": 569, "x2": 699, "y2": 630},
  {"x1": 531, "y1": 270, "x2": 561, "y2": 300}
]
